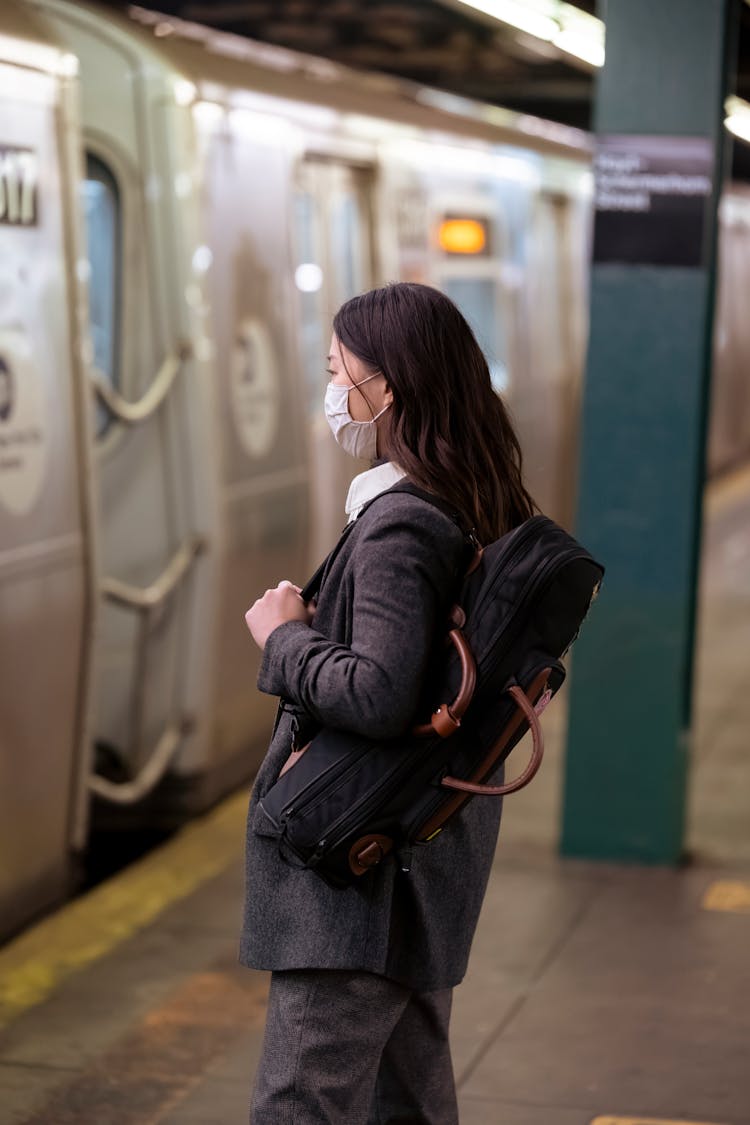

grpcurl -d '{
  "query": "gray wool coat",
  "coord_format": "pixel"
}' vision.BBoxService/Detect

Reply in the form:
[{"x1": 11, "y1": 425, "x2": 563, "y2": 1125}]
[{"x1": 239, "y1": 488, "x2": 504, "y2": 991}]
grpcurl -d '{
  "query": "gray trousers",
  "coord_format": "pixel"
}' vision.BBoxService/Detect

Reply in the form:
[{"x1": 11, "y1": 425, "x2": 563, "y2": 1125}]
[{"x1": 250, "y1": 969, "x2": 458, "y2": 1125}]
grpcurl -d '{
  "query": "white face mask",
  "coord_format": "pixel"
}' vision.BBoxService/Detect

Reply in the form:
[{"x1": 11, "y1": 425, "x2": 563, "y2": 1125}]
[{"x1": 324, "y1": 372, "x2": 390, "y2": 460}]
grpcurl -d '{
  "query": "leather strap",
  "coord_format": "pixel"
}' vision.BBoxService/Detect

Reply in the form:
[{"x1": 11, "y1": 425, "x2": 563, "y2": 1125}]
[
  {"x1": 349, "y1": 833, "x2": 394, "y2": 875},
  {"x1": 441, "y1": 679, "x2": 546, "y2": 796},
  {"x1": 416, "y1": 668, "x2": 550, "y2": 841},
  {"x1": 412, "y1": 620, "x2": 477, "y2": 737}
]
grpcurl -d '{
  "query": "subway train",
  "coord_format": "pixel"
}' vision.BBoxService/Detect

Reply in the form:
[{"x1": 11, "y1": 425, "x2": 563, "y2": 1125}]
[{"x1": 1, "y1": 0, "x2": 749, "y2": 941}]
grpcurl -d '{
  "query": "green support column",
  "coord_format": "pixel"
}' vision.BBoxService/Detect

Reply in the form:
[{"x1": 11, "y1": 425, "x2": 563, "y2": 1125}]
[{"x1": 561, "y1": 0, "x2": 736, "y2": 862}]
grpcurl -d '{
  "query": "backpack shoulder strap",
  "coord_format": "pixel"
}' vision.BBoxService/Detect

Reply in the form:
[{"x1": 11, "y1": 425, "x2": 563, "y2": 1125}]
[
  {"x1": 386, "y1": 481, "x2": 482, "y2": 567},
  {"x1": 384, "y1": 480, "x2": 467, "y2": 531},
  {"x1": 299, "y1": 519, "x2": 356, "y2": 603},
  {"x1": 300, "y1": 479, "x2": 476, "y2": 605}
]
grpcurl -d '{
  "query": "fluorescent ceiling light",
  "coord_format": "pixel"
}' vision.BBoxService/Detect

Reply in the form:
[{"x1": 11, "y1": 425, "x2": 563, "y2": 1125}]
[
  {"x1": 553, "y1": 28, "x2": 604, "y2": 68},
  {"x1": 457, "y1": 0, "x2": 559, "y2": 40},
  {"x1": 725, "y1": 95, "x2": 750, "y2": 144},
  {"x1": 449, "y1": 0, "x2": 605, "y2": 68}
]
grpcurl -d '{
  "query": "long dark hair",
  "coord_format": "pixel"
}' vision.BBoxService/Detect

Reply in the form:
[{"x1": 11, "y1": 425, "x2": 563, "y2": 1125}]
[{"x1": 333, "y1": 282, "x2": 537, "y2": 543}]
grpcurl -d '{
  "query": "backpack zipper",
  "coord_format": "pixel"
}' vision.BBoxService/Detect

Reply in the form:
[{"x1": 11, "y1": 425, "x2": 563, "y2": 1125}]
[
  {"x1": 280, "y1": 742, "x2": 374, "y2": 821},
  {"x1": 475, "y1": 545, "x2": 592, "y2": 688},
  {"x1": 305, "y1": 736, "x2": 442, "y2": 862},
  {"x1": 471, "y1": 517, "x2": 571, "y2": 619}
]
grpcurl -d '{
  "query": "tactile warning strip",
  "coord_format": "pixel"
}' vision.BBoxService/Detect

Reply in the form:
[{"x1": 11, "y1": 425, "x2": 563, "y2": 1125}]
[{"x1": 701, "y1": 880, "x2": 750, "y2": 913}]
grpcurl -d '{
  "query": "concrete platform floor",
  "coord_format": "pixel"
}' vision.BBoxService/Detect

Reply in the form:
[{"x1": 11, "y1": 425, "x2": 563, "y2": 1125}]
[
  {"x1": 1, "y1": 466, "x2": 749, "y2": 1124},
  {"x1": 2, "y1": 848, "x2": 750, "y2": 1124}
]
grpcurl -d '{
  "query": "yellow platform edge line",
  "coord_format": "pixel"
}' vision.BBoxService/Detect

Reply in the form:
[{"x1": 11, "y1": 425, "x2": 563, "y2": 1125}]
[
  {"x1": 704, "y1": 458, "x2": 750, "y2": 516},
  {"x1": 701, "y1": 879, "x2": 750, "y2": 913},
  {"x1": 591, "y1": 1117, "x2": 729, "y2": 1125},
  {"x1": 0, "y1": 788, "x2": 249, "y2": 1029}
]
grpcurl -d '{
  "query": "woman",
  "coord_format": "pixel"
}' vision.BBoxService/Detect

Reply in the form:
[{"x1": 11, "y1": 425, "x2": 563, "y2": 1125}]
[{"x1": 242, "y1": 282, "x2": 536, "y2": 1124}]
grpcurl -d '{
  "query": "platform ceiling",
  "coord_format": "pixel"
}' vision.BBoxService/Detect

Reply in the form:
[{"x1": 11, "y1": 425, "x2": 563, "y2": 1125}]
[{"x1": 105, "y1": 0, "x2": 750, "y2": 178}]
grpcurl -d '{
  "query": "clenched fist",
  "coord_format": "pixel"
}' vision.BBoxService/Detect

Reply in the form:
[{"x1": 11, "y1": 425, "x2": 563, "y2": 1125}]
[{"x1": 244, "y1": 580, "x2": 315, "y2": 651}]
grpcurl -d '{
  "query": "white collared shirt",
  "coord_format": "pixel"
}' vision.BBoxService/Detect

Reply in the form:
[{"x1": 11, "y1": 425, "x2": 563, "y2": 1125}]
[{"x1": 345, "y1": 461, "x2": 407, "y2": 523}]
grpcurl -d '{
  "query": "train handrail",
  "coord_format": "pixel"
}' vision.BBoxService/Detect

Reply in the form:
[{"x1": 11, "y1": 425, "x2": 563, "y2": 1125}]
[
  {"x1": 93, "y1": 535, "x2": 207, "y2": 803},
  {"x1": 101, "y1": 535, "x2": 207, "y2": 611},
  {"x1": 89, "y1": 716, "x2": 194, "y2": 805},
  {"x1": 90, "y1": 340, "x2": 192, "y2": 424}
]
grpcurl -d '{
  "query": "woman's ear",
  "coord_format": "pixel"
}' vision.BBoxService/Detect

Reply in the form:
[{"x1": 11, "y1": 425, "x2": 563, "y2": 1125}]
[{"x1": 383, "y1": 382, "x2": 394, "y2": 407}]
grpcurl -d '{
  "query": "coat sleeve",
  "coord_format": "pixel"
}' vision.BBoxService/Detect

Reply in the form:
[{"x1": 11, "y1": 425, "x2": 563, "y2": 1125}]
[{"x1": 256, "y1": 500, "x2": 465, "y2": 739}]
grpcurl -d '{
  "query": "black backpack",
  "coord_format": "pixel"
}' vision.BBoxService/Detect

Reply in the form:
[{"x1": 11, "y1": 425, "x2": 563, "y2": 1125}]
[{"x1": 259, "y1": 483, "x2": 604, "y2": 888}]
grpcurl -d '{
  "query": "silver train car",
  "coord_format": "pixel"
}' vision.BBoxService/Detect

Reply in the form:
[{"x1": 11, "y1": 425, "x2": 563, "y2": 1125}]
[{"x1": 1, "y1": 0, "x2": 748, "y2": 939}]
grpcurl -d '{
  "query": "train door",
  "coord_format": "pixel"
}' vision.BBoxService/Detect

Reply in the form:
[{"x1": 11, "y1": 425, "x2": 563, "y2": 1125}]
[
  {"x1": 293, "y1": 157, "x2": 376, "y2": 563},
  {"x1": 39, "y1": 3, "x2": 221, "y2": 818},
  {"x1": 195, "y1": 101, "x2": 311, "y2": 782},
  {"x1": 0, "y1": 23, "x2": 95, "y2": 935}
]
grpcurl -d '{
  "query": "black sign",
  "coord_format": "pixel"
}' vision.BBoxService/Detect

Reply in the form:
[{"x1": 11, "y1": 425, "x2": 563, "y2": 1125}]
[
  {"x1": 592, "y1": 135, "x2": 714, "y2": 268},
  {"x1": 0, "y1": 146, "x2": 38, "y2": 227}
]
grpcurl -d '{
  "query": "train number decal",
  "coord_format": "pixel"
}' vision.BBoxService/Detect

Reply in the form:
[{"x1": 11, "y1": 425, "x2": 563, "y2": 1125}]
[
  {"x1": 0, "y1": 334, "x2": 47, "y2": 514},
  {"x1": 0, "y1": 147, "x2": 38, "y2": 227}
]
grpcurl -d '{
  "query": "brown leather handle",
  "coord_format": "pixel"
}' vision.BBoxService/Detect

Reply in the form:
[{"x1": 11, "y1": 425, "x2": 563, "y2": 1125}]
[
  {"x1": 412, "y1": 625, "x2": 477, "y2": 738},
  {"x1": 441, "y1": 682, "x2": 544, "y2": 796}
]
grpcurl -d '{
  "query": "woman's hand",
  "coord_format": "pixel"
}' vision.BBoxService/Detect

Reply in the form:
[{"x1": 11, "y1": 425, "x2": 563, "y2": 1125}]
[{"x1": 244, "y1": 580, "x2": 315, "y2": 651}]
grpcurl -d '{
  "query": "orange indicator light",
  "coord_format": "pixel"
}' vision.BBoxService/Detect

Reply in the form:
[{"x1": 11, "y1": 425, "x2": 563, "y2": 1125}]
[{"x1": 438, "y1": 218, "x2": 487, "y2": 254}]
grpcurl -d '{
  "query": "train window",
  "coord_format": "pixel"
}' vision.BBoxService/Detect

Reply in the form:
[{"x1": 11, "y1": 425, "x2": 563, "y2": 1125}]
[
  {"x1": 293, "y1": 191, "x2": 327, "y2": 415},
  {"x1": 82, "y1": 153, "x2": 121, "y2": 437},
  {"x1": 442, "y1": 277, "x2": 509, "y2": 393},
  {"x1": 329, "y1": 191, "x2": 367, "y2": 311},
  {"x1": 293, "y1": 162, "x2": 374, "y2": 416}
]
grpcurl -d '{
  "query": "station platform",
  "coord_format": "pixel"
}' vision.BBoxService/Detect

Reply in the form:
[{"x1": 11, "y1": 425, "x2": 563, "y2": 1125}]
[{"x1": 1, "y1": 465, "x2": 750, "y2": 1125}]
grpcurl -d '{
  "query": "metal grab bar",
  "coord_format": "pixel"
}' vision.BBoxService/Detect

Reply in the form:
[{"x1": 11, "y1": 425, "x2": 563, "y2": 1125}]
[
  {"x1": 89, "y1": 717, "x2": 194, "y2": 805},
  {"x1": 93, "y1": 535, "x2": 206, "y2": 803},
  {"x1": 102, "y1": 535, "x2": 207, "y2": 611},
  {"x1": 91, "y1": 340, "x2": 192, "y2": 424}
]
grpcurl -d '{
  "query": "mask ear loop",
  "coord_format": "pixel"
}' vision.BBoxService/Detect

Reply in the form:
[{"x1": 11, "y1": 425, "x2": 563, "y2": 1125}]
[{"x1": 339, "y1": 349, "x2": 386, "y2": 421}]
